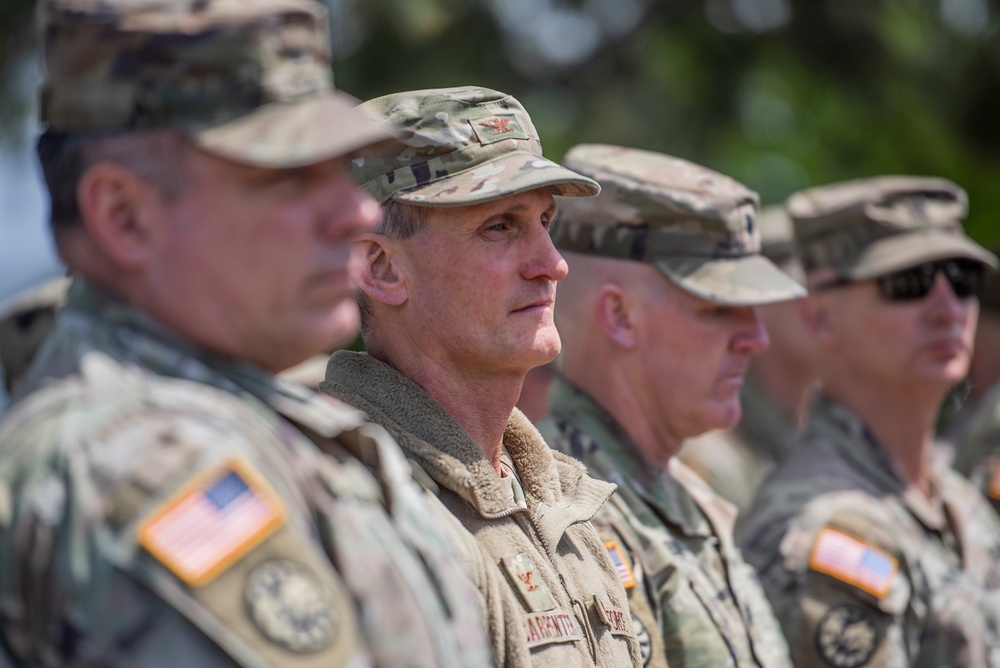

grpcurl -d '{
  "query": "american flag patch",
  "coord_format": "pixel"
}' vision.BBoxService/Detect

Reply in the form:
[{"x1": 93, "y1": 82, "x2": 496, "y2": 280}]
[
  {"x1": 605, "y1": 540, "x2": 636, "y2": 589},
  {"x1": 137, "y1": 459, "x2": 285, "y2": 587},
  {"x1": 808, "y1": 527, "x2": 897, "y2": 599}
]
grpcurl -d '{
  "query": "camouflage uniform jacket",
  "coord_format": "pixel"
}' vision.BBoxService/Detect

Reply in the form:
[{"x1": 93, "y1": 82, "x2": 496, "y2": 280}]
[
  {"x1": 737, "y1": 394, "x2": 1000, "y2": 668},
  {"x1": 538, "y1": 377, "x2": 793, "y2": 668},
  {"x1": 0, "y1": 280, "x2": 489, "y2": 668},
  {"x1": 321, "y1": 352, "x2": 642, "y2": 668},
  {"x1": 951, "y1": 380, "x2": 1000, "y2": 518},
  {"x1": 678, "y1": 377, "x2": 798, "y2": 513}
]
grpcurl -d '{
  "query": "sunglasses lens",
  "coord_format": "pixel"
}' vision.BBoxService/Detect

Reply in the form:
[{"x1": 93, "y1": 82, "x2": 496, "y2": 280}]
[
  {"x1": 944, "y1": 260, "x2": 984, "y2": 299},
  {"x1": 877, "y1": 265, "x2": 934, "y2": 301},
  {"x1": 877, "y1": 260, "x2": 985, "y2": 301}
]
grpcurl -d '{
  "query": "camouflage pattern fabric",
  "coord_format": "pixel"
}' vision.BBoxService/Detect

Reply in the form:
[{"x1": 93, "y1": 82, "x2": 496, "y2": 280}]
[
  {"x1": 678, "y1": 377, "x2": 799, "y2": 513},
  {"x1": 0, "y1": 277, "x2": 69, "y2": 399},
  {"x1": 737, "y1": 394, "x2": 1000, "y2": 668},
  {"x1": 0, "y1": 280, "x2": 490, "y2": 667},
  {"x1": 321, "y1": 351, "x2": 642, "y2": 668},
  {"x1": 351, "y1": 86, "x2": 599, "y2": 206},
  {"x1": 787, "y1": 176, "x2": 997, "y2": 280},
  {"x1": 42, "y1": 0, "x2": 395, "y2": 168},
  {"x1": 539, "y1": 376, "x2": 793, "y2": 668},
  {"x1": 951, "y1": 380, "x2": 1000, "y2": 518},
  {"x1": 551, "y1": 144, "x2": 804, "y2": 306}
]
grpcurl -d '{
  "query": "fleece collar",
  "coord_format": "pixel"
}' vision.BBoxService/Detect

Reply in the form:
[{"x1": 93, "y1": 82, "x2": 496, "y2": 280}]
[{"x1": 321, "y1": 352, "x2": 615, "y2": 552}]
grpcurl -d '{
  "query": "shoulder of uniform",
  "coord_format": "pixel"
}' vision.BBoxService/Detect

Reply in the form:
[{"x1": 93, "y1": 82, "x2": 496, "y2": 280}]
[{"x1": 775, "y1": 492, "x2": 910, "y2": 609}]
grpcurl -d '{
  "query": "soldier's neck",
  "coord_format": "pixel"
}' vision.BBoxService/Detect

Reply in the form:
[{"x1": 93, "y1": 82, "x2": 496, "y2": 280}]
[
  {"x1": 747, "y1": 356, "x2": 816, "y2": 429},
  {"x1": 375, "y1": 349, "x2": 522, "y2": 476},
  {"x1": 824, "y1": 381, "x2": 940, "y2": 496}
]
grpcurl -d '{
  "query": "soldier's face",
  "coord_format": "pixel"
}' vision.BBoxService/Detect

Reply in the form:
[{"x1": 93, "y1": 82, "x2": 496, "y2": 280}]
[
  {"x1": 146, "y1": 146, "x2": 381, "y2": 372},
  {"x1": 395, "y1": 188, "x2": 567, "y2": 376},
  {"x1": 636, "y1": 275, "x2": 769, "y2": 441},
  {"x1": 818, "y1": 272, "x2": 977, "y2": 392}
]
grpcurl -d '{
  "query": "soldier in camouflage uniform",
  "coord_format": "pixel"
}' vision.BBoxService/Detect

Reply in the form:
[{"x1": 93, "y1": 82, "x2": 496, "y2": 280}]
[
  {"x1": 320, "y1": 88, "x2": 642, "y2": 667},
  {"x1": 679, "y1": 205, "x2": 819, "y2": 512},
  {"x1": 0, "y1": 2, "x2": 491, "y2": 666},
  {"x1": 947, "y1": 264, "x2": 1000, "y2": 516},
  {"x1": 0, "y1": 276, "x2": 69, "y2": 406},
  {"x1": 737, "y1": 176, "x2": 1000, "y2": 668},
  {"x1": 537, "y1": 144, "x2": 803, "y2": 668}
]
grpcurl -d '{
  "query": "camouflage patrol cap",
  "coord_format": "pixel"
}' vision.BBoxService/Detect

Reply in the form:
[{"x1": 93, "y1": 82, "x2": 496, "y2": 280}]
[
  {"x1": 350, "y1": 86, "x2": 599, "y2": 206},
  {"x1": 787, "y1": 176, "x2": 998, "y2": 280},
  {"x1": 551, "y1": 144, "x2": 805, "y2": 306},
  {"x1": 758, "y1": 204, "x2": 805, "y2": 285},
  {"x1": 41, "y1": 0, "x2": 395, "y2": 168}
]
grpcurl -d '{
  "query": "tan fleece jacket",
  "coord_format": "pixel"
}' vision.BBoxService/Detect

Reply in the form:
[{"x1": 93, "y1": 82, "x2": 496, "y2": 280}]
[{"x1": 320, "y1": 352, "x2": 641, "y2": 667}]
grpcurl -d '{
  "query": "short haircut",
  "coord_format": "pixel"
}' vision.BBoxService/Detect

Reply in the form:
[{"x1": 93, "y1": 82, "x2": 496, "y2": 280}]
[
  {"x1": 37, "y1": 130, "x2": 188, "y2": 246},
  {"x1": 357, "y1": 201, "x2": 428, "y2": 346}
]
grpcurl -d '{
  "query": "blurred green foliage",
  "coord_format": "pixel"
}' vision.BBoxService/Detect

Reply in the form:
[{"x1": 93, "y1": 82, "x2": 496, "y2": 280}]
[
  {"x1": 331, "y1": 0, "x2": 1000, "y2": 247},
  {"x1": 0, "y1": 0, "x2": 39, "y2": 140},
  {"x1": 2, "y1": 0, "x2": 997, "y2": 245}
]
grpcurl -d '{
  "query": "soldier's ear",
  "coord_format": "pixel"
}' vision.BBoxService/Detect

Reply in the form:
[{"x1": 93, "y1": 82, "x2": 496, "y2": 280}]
[
  {"x1": 77, "y1": 161, "x2": 158, "y2": 270},
  {"x1": 596, "y1": 283, "x2": 636, "y2": 349},
  {"x1": 352, "y1": 233, "x2": 408, "y2": 306}
]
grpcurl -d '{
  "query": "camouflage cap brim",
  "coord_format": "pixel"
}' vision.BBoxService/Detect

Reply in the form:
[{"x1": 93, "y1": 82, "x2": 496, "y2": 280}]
[
  {"x1": 192, "y1": 91, "x2": 398, "y2": 169},
  {"x1": 386, "y1": 151, "x2": 599, "y2": 207},
  {"x1": 847, "y1": 229, "x2": 999, "y2": 281},
  {"x1": 655, "y1": 254, "x2": 807, "y2": 306}
]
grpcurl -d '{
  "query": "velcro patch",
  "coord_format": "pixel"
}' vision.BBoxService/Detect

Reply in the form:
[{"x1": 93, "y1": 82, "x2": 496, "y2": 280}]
[
  {"x1": 470, "y1": 114, "x2": 529, "y2": 145},
  {"x1": 593, "y1": 595, "x2": 633, "y2": 638},
  {"x1": 988, "y1": 461, "x2": 1000, "y2": 501},
  {"x1": 523, "y1": 609, "x2": 583, "y2": 649},
  {"x1": 809, "y1": 527, "x2": 897, "y2": 599},
  {"x1": 503, "y1": 553, "x2": 556, "y2": 612},
  {"x1": 605, "y1": 540, "x2": 636, "y2": 589},
  {"x1": 137, "y1": 459, "x2": 285, "y2": 587}
]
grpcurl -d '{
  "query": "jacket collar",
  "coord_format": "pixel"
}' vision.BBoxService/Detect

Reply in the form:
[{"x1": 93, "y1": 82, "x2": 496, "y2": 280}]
[{"x1": 322, "y1": 352, "x2": 615, "y2": 551}]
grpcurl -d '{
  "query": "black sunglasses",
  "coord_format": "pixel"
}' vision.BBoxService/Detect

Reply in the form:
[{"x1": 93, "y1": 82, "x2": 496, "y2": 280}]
[{"x1": 816, "y1": 259, "x2": 985, "y2": 302}]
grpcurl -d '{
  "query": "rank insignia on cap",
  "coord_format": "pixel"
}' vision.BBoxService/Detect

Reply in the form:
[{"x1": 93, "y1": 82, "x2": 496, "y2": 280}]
[
  {"x1": 988, "y1": 461, "x2": 1000, "y2": 501},
  {"x1": 471, "y1": 114, "x2": 528, "y2": 145},
  {"x1": 605, "y1": 540, "x2": 636, "y2": 589},
  {"x1": 503, "y1": 553, "x2": 556, "y2": 612},
  {"x1": 809, "y1": 527, "x2": 898, "y2": 599},
  {"x1": 137, "y1": 459, "x2": 285, "y2": 587}
]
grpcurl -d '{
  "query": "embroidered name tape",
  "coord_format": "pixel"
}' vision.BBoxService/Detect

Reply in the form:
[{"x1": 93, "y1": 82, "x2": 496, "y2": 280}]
[
  {"x1": 137, "y1": 458, "x2": 285, "y2": 587},
  {"x1": 593, "y1": 595, "x2": 633, "y2": 638},
  {"x1": 605, "y1": 540, "x2": 636, "y2": 589},
  {"x1": 524, "y1": 610, "x2": 583, "y2": 649},
  {"x1": 809, "y1": 527, "x2": 898, "y2": 599}
]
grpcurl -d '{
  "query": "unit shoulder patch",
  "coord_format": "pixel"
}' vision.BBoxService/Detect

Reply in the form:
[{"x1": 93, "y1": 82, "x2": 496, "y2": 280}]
[
  {"x1": 137, "y1": 458, "x2": 285, "y2": 586},
  {"x1": 808, "y1": 527, "x2": 897, "y2": 599},
  {"x1": 605, "y1": 540, "x2": 637, "y2": 589},
  {"x1": 245, "y1": 558, "x2": 337, "y2": 654},
  {"x1": 815, "y1": 604, "x2": 879, "y2": 668}
]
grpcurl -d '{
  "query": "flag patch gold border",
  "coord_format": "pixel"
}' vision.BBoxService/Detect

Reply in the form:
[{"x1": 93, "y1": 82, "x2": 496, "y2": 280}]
[{"x1": 136, "y1": 458, "x2": 285, "y2": 587}]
